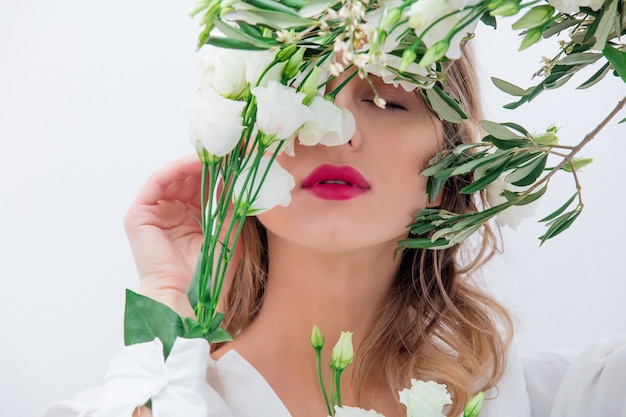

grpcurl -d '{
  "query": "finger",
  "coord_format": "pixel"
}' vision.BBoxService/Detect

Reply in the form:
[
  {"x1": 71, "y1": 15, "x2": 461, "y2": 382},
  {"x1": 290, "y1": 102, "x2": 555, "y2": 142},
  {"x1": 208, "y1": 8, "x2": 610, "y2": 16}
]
[{"x1": 131, "y1": 154, "x2": 203, "y2": 207}]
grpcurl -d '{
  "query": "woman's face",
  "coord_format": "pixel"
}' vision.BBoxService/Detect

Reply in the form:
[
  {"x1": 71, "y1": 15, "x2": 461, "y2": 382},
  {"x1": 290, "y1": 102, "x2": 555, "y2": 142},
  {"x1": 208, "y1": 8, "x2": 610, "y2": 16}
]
[{"x1": 257, "y1": 72, "x2": 442, "y2": 253}]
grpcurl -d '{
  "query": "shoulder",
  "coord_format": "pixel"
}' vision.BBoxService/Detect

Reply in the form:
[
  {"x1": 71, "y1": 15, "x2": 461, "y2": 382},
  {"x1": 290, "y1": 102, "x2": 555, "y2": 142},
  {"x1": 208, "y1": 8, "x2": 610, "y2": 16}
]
[{"x1": 483, "y1": 335, "x2": 626, "y2": 417}]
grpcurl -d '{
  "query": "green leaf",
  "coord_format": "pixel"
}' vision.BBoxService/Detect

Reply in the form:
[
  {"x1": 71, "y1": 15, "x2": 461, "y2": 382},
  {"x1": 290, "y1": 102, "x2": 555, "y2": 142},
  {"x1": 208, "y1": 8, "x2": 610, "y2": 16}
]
[
  {"x1": 506, "y1": 183, "x2": 548, "y2": 206},
  {"x1": 557, "y1": 52, "x2": 603, "y2": 66},
  {"x1": 397, "y1": 237, "x2": 453, "y2": 250},
  {"x1": 124, "y1": 289, "x2": 184, "y2": 358},
  {"x1": 213, "y1": 20, "x2": 274, "y2": 49},
  {"x1": 206, "y1": 36, "x2": 269, "y2": 50},
  {"x1": 481, "y1": 120, "x2": 526, "y2": 140},
  {"x1": 501, "y1": 122, "x2": 530, "y2": 136},
  {"x1": 426, "y1": 176, "x2": 446, "y2": 203},
  {"x1": 491, "y1": 77, "x2": 530, "y2": 96},
  {"x1": 503, "y1": 95, "x2": 530, "y2": 109},
  {"x1": 519, "y1": 27, "x2": 542, "y2": 51},
  {"x1": 539, "y1": 193, "x2": 578, "y2": 222},
  {"x1": 544, "y1": 72, "x2": 574, "y2": 89},
  {"x1": 505, "y1": 153, "x2": 548, "y2": 186},
  {"x1": 486, "y1": 135, "x2": 530, "y2": 150},
  {"x1": 577, "y1": 61, "x2": 611, "y2": 89},
  {"x1": 460, "y1": 165, "x2": 506, "y2": 194},
  {"x1": 435, "y1": 151, "x2": 499, "y2": 178},
  {"x1": 236, "y1": 21, "x2": 265, "y2": 38},
  {"x1": 619, "y1": 116, "x2": 626, "y2": 124},
  {"x1": 425, "y1": 85, "x2": 467, "y2": 124},
  {"x1": 603, "y1": 44, "x2": 626, "y2": 83},
  {"x1": 539, "y1": 208, "x2": 581, "y2": 244},
  {"x1": 480, "y1": 10, "x2": 497, "y2": 29},
  {"x1": 421, "y1": 153, "x2": 459, "y2": 177},
  {"x1": 246, "y1": 0, "x2": 300, "y2": 15},
  {"x1": 209, "y1": 327, "x2": 234, "y2": 343},
  {"x1": 542, "y1": 18, "x2": 581, "y2": 38},
  {"x1": 592, "y1": 0, "x2": 618, "y2": 51},
  {"x1": 225, "y1": 9, "x2": 312, "y2": 29}
]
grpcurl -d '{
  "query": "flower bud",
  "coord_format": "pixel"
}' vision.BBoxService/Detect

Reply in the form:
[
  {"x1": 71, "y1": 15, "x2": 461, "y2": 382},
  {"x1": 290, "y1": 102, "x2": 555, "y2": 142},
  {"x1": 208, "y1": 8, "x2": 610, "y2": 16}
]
[
  {"x1": 276, "y1": 43, "x2": 298, "y2": 62},
  {"x1": 379, "y1": 8, "x2": 402, "y2": 32},
  {"x1": 490, "y1": 2, "x2": 521, "y2": 16},
  {"x1": 464, "y1": 392, "x2": 484, "y2": 417},
  {"x1": 310, "y1": 325, "x2": 325, "y2": 350},
  {"x1": 533, "y1": 125, "x2": 559, "y2": 145},
  {"x1": 300, "y1": 66, "x2": 323, "y2": 105},
  {"x1": 330, "y1": 331, "x2": 353, "y2": 371},
  {"x1": 563, "y1": 157, "x2": 593, "y2": 172},
  {"x1": 282, "y1": 47, "x2": 306, "y2": 81},
  {"x1": 399, "y1": 49, "x2": 417, "y2": 72},
  {"x1": 418, "y1": 40, "x2": 449, "y2": 68}
]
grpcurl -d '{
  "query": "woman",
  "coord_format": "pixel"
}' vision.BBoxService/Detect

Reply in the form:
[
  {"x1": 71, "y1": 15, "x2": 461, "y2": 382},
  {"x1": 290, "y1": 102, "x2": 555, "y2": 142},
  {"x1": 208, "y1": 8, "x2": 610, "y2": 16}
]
[
  {"x1": 47, "y1": 47, "x2": 626, "y2": 417},
  {"x1": 123, "y1": 47, "x2": 513, "y2": 417}
]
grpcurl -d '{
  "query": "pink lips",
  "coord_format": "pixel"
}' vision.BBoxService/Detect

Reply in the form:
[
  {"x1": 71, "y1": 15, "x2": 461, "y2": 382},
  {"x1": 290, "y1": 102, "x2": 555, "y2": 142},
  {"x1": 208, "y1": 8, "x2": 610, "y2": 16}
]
[{"x1": 302, "y1": 164, "x2": 369, "y2": 201}]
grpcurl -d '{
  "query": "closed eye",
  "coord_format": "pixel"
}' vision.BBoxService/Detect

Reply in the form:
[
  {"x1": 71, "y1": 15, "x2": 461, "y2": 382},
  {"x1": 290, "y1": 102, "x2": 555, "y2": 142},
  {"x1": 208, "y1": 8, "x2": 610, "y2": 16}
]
[{"x1": 363, "y1": 99, "x2": 408, "y2": 111}]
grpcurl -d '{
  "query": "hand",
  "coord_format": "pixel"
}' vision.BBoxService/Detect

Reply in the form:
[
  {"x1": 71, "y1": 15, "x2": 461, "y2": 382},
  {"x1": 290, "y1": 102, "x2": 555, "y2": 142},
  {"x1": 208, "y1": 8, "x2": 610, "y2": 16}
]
[{"x1": 124, "y1": 154, "x2": 240, "y2": 318}]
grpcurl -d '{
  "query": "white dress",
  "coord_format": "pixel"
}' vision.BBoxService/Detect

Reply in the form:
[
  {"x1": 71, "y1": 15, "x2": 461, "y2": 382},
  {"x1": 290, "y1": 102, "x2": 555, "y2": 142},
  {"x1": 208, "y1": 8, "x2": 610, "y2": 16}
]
[{"x1": 45, "y1": 335, "x2": 626, "y2": 417}]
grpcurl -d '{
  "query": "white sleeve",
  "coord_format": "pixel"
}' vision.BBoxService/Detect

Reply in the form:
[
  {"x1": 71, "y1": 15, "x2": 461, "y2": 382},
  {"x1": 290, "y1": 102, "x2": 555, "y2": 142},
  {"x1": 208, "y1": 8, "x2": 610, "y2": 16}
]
[
  {"x1": 44, "y1": 337, "x2": 234, "y2": 417},
  {"x1": 522, "y1": 334, "x2": 626, "y2": 417}
]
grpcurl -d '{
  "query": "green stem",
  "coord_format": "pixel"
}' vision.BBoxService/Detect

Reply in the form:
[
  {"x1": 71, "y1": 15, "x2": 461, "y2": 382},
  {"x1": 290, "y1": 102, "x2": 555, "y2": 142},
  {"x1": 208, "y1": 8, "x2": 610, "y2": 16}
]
[
  {"x1": 315, "y1": 348, "x2": 333, "y2": 416},
  {"x1": 335, "y1": 369, "x2": 343, "y2": 407}
]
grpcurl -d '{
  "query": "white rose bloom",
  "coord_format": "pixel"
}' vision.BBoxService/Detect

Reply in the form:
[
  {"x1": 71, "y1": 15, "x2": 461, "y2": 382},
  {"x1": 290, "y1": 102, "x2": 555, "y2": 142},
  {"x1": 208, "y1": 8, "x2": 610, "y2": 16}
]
[
  {"x1": 197, "y1": 45, "x2": 248, "y2": 98},
  {"x1": 251, "y1": 81, "x2": 313, "y2": 141},
  {"x1": 485, "y1": 173, "x2": 541, "y2": 231},
  {"x1": 197, "y1": 46, "x2": 283, "y2": 98},
  {"x1": 405, "y1": 0, "x2": 482, "y2": 59},
  {"x1": 547, "y1": 0, "x2": 603, "y2": 14},
  {"x1": 245, "y1": 49, "x2": 283, "y2": 87},
  {"x1": 298, "y1": 96, "x2": 356, "y2": 147},
  {"x1": 233, "y1": 154, "x2": 295, "y2": 215},
  {"x1": 398, "y1": 379, "x2": 452, "y2": 417},
  {"x1": 187, "y1": 91, "x2": 246, "y2": 157},
  {"x1": 332, "y1": 406, "x2": 386, "y2": 417}
]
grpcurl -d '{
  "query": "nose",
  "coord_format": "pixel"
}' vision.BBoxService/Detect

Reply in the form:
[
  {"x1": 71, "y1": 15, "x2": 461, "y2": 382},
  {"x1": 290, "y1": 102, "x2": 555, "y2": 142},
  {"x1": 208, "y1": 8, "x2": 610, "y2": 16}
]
[{"x1": 331, "y1": 83, "x2": 363, "y2": 150}]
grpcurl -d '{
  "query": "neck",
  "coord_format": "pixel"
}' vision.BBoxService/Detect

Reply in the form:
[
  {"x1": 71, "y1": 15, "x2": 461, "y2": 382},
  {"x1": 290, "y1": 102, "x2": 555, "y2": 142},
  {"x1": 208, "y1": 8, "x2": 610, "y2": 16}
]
[
  {"x1": 254, "y1": 231, "x2": 399, "y2": 350},
  {"x1": 218, "y1": 231, "x2": 401, "y2": 413}
]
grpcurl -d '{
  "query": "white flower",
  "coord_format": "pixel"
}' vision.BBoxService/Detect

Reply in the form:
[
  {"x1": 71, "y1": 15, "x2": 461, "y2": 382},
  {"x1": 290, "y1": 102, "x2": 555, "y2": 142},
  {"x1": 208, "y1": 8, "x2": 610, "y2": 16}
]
[
  {"x1": 245, "y1": 49, "x2": 284, "y2": 88},
  {"x1": 251, "y1": 81, "x2": 313, "y2": 141},
  {"x1": 485, "y1": 173, "x2": 541, "y2": 230},
  {"x1": 398, "y1": 379, "x2": 452, "y2": 417},
  {"x1": 405, "y1": 0, "x2": 482, "y2": 59},
  {"x1": 298, "y1": 96, "x2": 356, "y2": 147},
  {"x1": 547, "y1": 0, "x2": 603, "y2": 14},
  {"x1": 233, "y1": 154, "x2": 295, "y2": 215},
  {"x1": 197, "y1": 45, "x2": 282, "y2": 99},
  {"x1": 333, "y1": 405, "x2": 386, "y2": 417},
  {"x1": 187, "y1": 91, "x2": 246, "y2": 158}
]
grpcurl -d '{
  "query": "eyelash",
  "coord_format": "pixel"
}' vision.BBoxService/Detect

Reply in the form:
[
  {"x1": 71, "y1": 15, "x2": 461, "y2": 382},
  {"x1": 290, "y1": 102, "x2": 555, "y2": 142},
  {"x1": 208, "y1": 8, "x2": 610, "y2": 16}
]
[{"x1": 363, "y1": 99, "x2": 408, "y2": 111}]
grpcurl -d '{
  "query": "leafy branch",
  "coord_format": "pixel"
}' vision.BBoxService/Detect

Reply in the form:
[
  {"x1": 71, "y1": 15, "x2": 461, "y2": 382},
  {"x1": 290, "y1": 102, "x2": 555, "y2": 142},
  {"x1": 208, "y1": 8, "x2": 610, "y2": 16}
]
[{"x1": 404, "y1": 95, "x2": 626, "y2": 250}]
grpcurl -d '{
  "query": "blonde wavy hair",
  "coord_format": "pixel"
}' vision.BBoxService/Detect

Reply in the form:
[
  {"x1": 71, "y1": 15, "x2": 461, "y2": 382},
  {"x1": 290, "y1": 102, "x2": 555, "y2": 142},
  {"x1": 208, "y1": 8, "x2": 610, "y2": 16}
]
[{"x1": 221, "y1": 46, "x2": 513, "y2": 416}]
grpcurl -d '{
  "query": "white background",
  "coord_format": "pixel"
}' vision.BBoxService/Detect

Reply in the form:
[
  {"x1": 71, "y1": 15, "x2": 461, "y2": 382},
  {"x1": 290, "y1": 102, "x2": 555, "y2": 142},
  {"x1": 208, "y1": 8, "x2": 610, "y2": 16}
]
[{"x1": 1, "y1": 1, "x2": 625, "y2": 415}]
